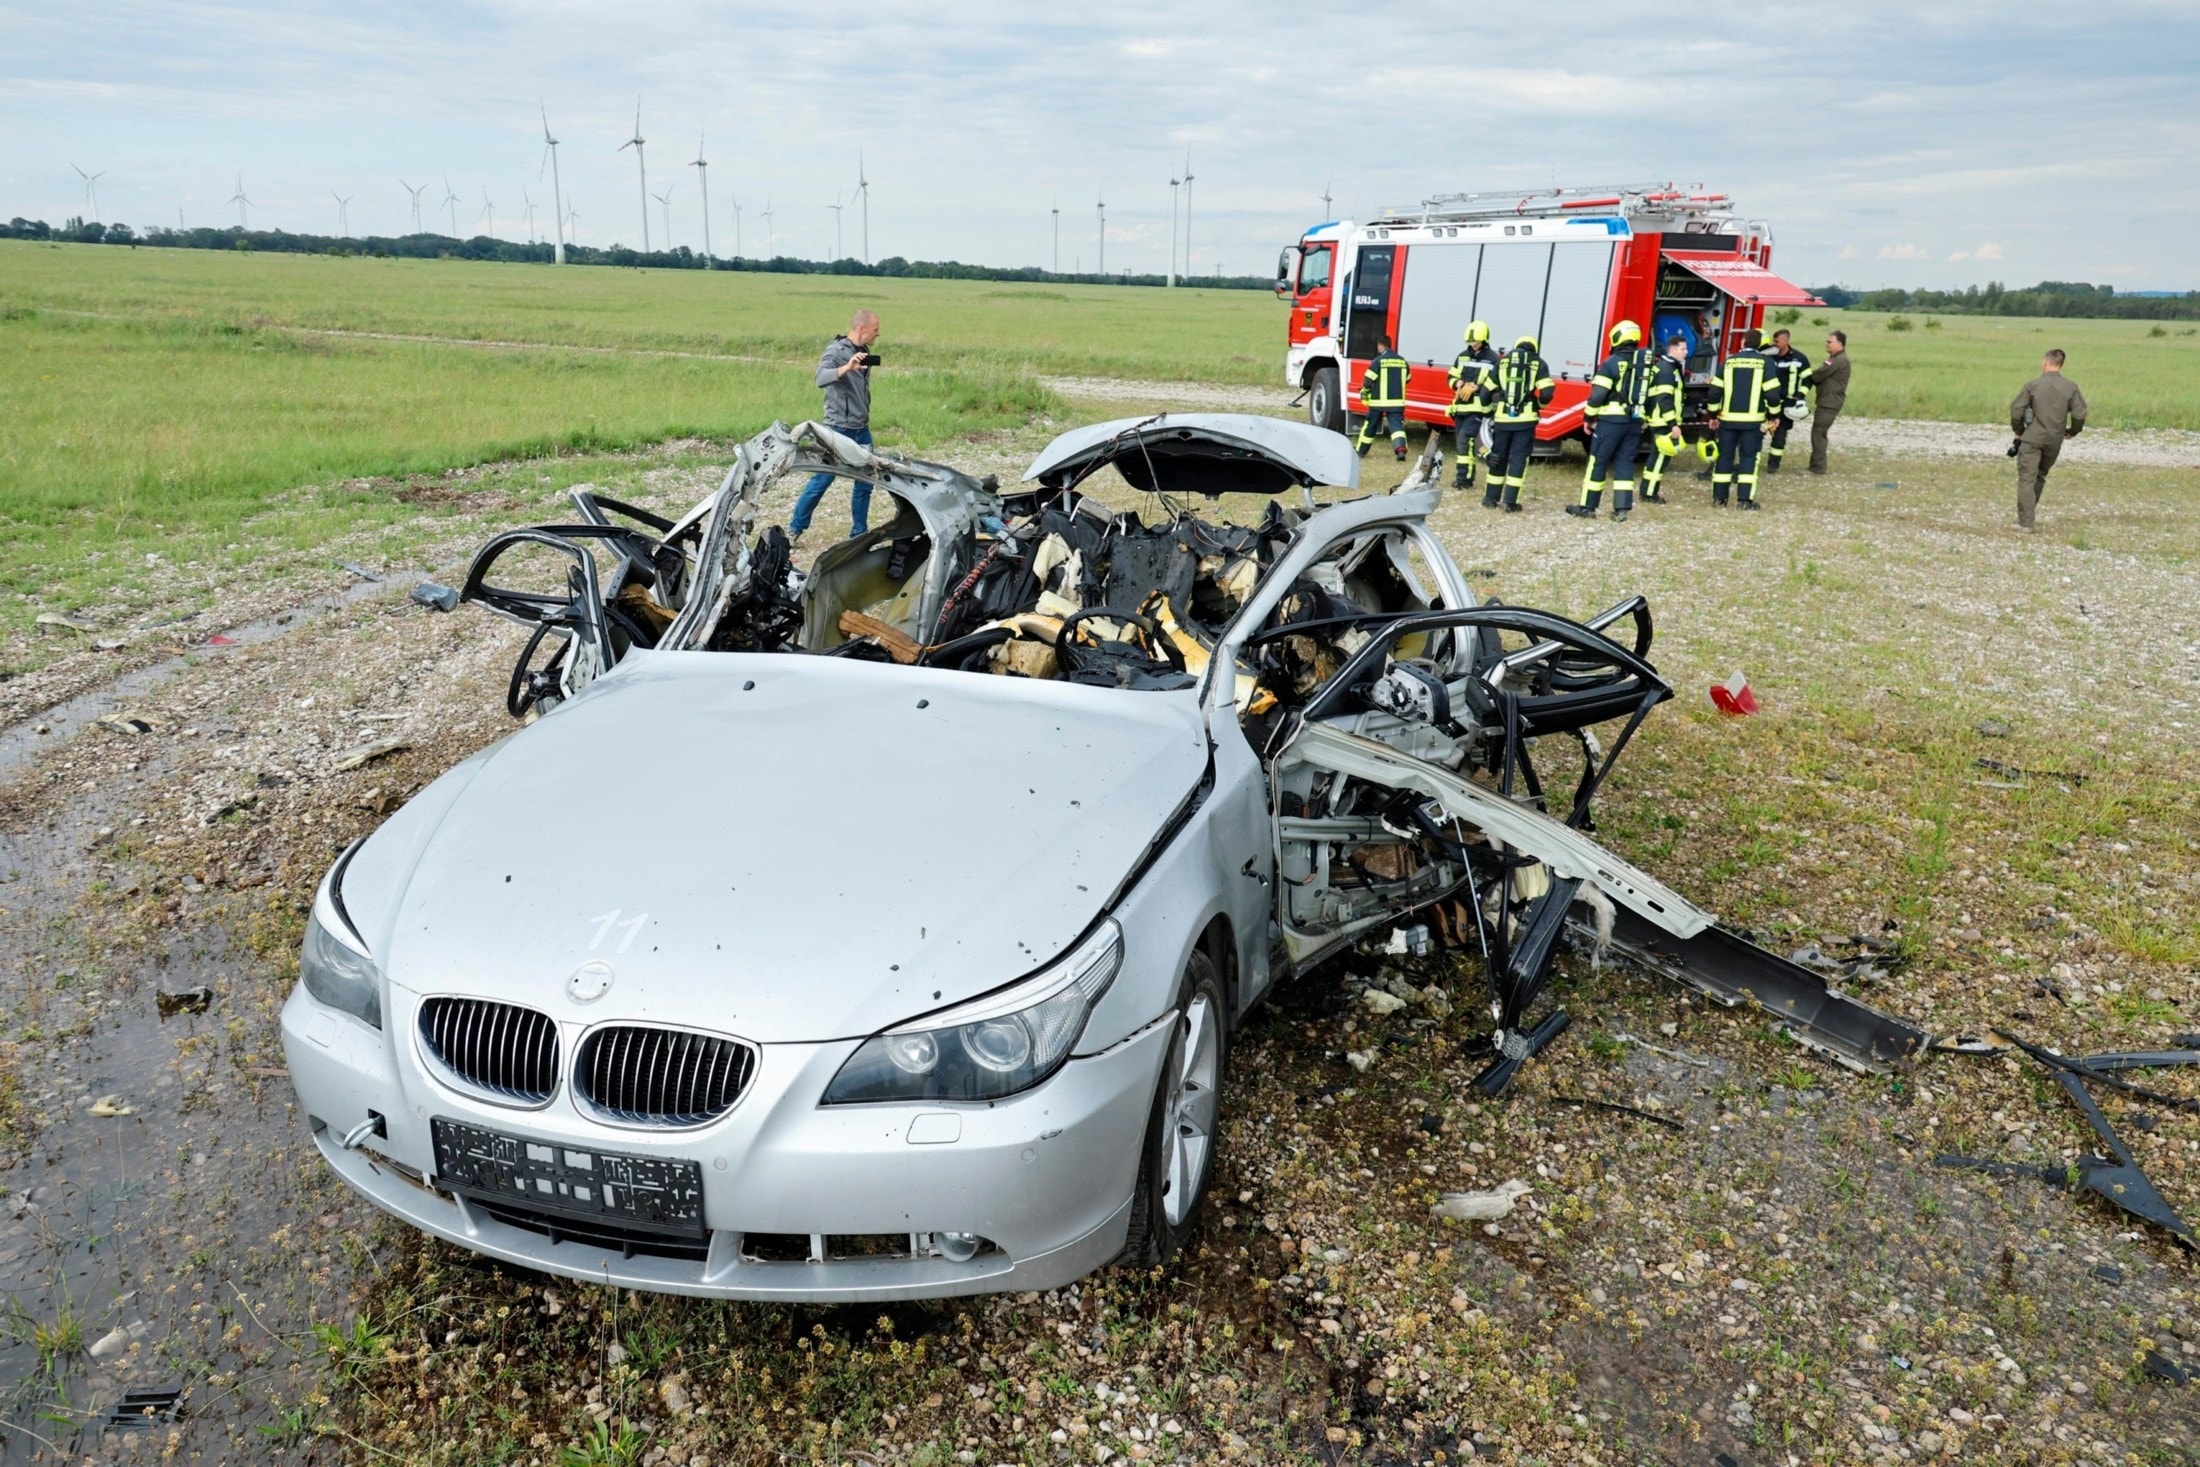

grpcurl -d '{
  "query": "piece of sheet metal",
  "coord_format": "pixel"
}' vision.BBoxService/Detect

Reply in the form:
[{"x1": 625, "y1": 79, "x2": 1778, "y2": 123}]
[{"x1": 1586, "y1": 907, "x2": 1931, "y2": 1074}]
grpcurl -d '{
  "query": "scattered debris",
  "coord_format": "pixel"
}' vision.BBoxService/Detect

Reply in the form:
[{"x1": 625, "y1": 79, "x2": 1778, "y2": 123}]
[
  {"x1": 89, "y1": 1094, "x2": 134, "y2": 1118},
  {"x1": 206, "y1": 793, "x2": 260, "y2": 825},
  {"x1": 1709, "y1": 669, "x2": 1758, "y2": 716},
  {"x1": 95, "y1": 712, "x2": 161, "y2": 736},
  {"x1": 203, "y1": 632, "x2": 239, "y2": 647},
  {"x1": 156, "y1": 986, "x2": 215, "y2": 1018},
  {"x1": 102, "y1": 1385, "x2": 183, "y2": 1430},
  {"x1": 1430, "y1": 1178, "x2": 1531, "y2": 1223},
  {"x1": 333, "y1": 736, "x2": 410, "y2": 771},
  {"x1": 93, "y1": 638, "x2": 130, "y2": 652},
  {"x1": 34, "y1": 610, "x2": 99, "y2": 634},
  {"x1": 1939, "y1": 1031, "x2": 2199, "y2": 1250},
  {"x1": 1608, "y1": 1030, "x2": 1714, "y2": 1069},
  {"x1": 1361, "y1": 988, "x2": 1408, "y2": 1016},
  {"x1": 1344, "y1": 1048, "x2": 1378, "y2": 1073},
  {"x1": 410, "y1": 580, "x2": 461, "y2": 612},
  {"x1": 340, "y1": 562, "x2": 384, "y2": 583}
]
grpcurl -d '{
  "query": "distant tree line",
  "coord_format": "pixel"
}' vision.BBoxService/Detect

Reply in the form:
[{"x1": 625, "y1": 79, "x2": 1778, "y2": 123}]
[
  {"x1": 0, "y1": 215, "x2": 1270, "y2": 290},
  {"x1": 1809, "y1": 279, "x2": 2200, "y2": 320}
]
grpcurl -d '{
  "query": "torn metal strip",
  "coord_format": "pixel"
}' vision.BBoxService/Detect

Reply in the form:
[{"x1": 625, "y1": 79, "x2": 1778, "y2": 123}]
[{"x1": 1583, "y1": 908, "x2": 1931, "y2": 1075}]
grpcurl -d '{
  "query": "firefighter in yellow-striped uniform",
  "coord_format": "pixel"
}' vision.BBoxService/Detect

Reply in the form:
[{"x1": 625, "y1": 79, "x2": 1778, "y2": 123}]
[
  {"x1": 1486, "y1": 334, "x2": 1554, "y2": 512},
  {"x1": 1638, "y1": 333, "x2": 1690, "y2": 503},
  {"x1": 1354, "y1": 336, "x2": 1412, "y2": 461},
  {"x1": 1761, "y1": 328, "x2": 1811, "y2": 474},
  {"x1": 1446, "y1": 321, "x2": 1501, "y2": 501},
  {"x1": 1711, "y1": 329, "x2": 1777, "y2": 508},
  {"x1": 1571, "y1": 320, "x2": 1653, "y2": 521}
]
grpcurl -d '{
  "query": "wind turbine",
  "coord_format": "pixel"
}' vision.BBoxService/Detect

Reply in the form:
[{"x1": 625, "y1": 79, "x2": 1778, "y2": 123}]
[
  {"x1": 400, "y1": 179, "x2": 428, "y2": 234},
  {"x1": 827, "y1": 192, "x2": 844, "y2": 260},
  {"x1": 618, "y1": 99, "x2": 650, "y2": 250},
  {"x1": 1321, "y1": 181, "x2": 1334, "y2": 218},
  {"x1": 761, "y1": 196, "x2": 774, "y2": 259},
  {"x1": 440, "y1": 175, "x2": 461, "y2": 236},
  {"x1": 855, "y1": 152, "x2": 869, "y2": 262},
  {"x1": 1167, "y1": 171, "x2": 1180, "y2": 288},
  {"x1": 523, "y1": 188, "x2": 537, "y2": 243},
  {"x1": 688, "y1": 132, "x2": 711, "y2": 265},
  {"x1": 332, "y1": 191, "x2": 352, "y2": 236},
  {"x1": 565, "y1": 205, "x2": 581, "y2": 244},
  {"x1": 1051, "y1": 193, "x2": 1059, "y2": 274},
  {"x1": 539, "y1": 103, "x2": 567, "y2": 263},
  {"x1": 479, "y1": 188, "x2": 495, "y2": 237},
  {"x1": 1096, "y1": 192, "x2": 1105, "y2": 275},
  {"x1": 1181, "y1": 151, "x2": 1194, "y2": 281},
  {"x1": 71, "y1": 165, "x2": 106, "y2": 221},
  {"x1": 228, "y1": 175, "x2": 252, "y2": 229},
  {"x1": 652, "y1": 185, "x2": 674, "y2": 252},
  {"x1": 730, "y1": 196, "x2": 742, "y2": 259}
]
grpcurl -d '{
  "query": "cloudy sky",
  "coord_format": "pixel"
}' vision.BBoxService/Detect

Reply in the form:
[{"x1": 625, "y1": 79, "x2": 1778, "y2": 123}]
[{"x1": 6, "y1": 1, "x2": 2196, "y2": 288}]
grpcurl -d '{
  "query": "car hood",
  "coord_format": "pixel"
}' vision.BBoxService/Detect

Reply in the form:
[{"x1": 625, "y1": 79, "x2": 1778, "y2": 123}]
[
  {"x1": 350, "y1": 651, "x2": 1209, "y2": 1043},
  {"x1": 1024, "y1": 412, "x2": 1361, "y2": 497}
]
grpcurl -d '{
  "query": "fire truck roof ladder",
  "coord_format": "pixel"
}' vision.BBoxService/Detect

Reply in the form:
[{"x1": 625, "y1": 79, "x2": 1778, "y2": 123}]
[{"x1": 1377, "y1": 183, "x2": 1738, "y2": 229}]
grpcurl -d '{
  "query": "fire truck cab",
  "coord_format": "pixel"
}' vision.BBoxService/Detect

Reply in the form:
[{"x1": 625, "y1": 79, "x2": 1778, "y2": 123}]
[{"x1": 1277, "y1": 185, "x2": 1820, "y2": 448}]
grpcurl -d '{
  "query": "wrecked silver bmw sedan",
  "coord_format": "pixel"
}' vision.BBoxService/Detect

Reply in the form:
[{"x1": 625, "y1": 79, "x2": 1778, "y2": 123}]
[{"x1": 282, "y1": 415, "x2": 1921, "y2": 1301}]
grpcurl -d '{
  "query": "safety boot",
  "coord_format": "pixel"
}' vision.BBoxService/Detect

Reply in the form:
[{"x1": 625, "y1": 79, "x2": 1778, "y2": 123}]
[
  {"x1": 1612, "y1": 488, "x2": 1634, "y2": 522},
  {"x1": 1393, "y1": 442, "x2": 1409, "y2": 462}
]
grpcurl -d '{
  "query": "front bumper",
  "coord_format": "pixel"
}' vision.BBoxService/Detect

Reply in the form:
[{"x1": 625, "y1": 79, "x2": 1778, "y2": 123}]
[{"x1": 281, "y1": 985, "x2": 1172, "y2": 1301}]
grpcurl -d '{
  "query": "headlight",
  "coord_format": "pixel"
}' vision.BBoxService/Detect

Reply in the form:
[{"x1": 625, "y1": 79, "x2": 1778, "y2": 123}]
[
  {"x1": 822, "y1": 920, "x2": 1123, "y2": 1104},
  {"x1": 301, "y1": 843, "x2": 383, "y2": 1029}
]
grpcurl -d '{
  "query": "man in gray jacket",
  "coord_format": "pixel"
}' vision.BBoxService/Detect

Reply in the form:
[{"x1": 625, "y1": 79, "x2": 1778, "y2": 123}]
[
  {"x1": 790, "y1": 309, "x2": 882, "y2": 543},
  {"x1": 2008, "y1": 349, "x2": 2087, "y2": 530}
]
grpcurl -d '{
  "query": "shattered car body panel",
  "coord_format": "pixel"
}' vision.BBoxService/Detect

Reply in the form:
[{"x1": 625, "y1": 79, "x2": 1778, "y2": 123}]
[{"x1": 286, "y1": 412, "x2": 1924, "y2": 1302}]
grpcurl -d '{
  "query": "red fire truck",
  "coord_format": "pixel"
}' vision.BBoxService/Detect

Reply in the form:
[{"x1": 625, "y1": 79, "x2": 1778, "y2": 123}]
[{"x1": 1276, "y1": 184, "x2": 1821, "y2": 446}]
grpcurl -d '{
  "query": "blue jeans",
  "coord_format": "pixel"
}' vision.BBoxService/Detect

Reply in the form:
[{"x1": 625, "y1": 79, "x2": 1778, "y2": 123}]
[{"x1": 790, "y1": 425, "x2": 873, "y2": 535}]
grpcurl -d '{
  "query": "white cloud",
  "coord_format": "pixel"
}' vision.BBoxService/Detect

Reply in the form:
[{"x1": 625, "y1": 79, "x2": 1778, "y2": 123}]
[
  {"x1": 1948, "y1": 250, "x2": 1970, "y2": 261},
  {"x1": 1879, "y1": 243, "x2": 1931, "y2": 260},
  {"x1": 1974, "y1": 241, "x2": 2005, "y2": 260},
  {"x1": 1839, "y1": 243, "x2": 1862, "y2": 259}
]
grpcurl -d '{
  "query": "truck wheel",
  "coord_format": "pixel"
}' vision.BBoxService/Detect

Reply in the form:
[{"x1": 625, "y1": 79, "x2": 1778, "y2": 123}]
[
  {"x1": 1307, "y1": 367, "x2": 1344, "y2": 433},
  {"x1": 1117, "y1": 949, "x2": 1228, "y2": 1271}
]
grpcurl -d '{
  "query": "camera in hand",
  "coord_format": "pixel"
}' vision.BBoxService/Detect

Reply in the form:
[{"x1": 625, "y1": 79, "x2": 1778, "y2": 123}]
[{"x1": 858, "y1": 351, "x2": 882, "y2": 367}]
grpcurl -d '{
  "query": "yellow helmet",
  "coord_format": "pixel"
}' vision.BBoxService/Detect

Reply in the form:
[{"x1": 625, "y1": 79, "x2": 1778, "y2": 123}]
[
  {"x1": 1696, "y1": 438, "x2": 1719, "y2": 462},
  {"x1": 1463, "y1": 320, "x2": 1490, "y2": 344},
  {"x1": 1513, "y1": 333, "x2": 1539, "y2": 351},
  {"x1": 1608, "y1": 319, "x2": 1642, "y2": 348},
  {"x1": 1657, "y1": 431, "x2": 1684, "y2": 457}
]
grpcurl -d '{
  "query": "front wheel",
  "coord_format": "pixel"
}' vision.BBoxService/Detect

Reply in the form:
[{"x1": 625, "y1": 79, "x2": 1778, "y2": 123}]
[
  {"x1": 1306, "y1": 366, "x2": 1344, "y2": 433},
  {"x1": 1118, "y1": 949, "x2": 1228, "y2": 1271}
]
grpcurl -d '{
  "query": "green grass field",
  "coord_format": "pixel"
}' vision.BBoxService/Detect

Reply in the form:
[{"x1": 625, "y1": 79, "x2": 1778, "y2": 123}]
[{"x1": 4, "y1": 240, "x2": 2196, "y2": 647}]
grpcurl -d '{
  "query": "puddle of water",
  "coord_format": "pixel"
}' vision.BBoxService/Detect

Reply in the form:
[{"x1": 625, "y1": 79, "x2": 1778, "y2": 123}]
[
  {"x1": 0, "y1": 573, "x2": 428, "y2": 783},
  {"x1": 0, "y1": 713, "x2": 354, "y2": 1457}
]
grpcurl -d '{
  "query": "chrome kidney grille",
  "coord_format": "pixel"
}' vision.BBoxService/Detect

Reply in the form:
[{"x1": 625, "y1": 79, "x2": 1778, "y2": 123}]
[
  {"x1": 417, "y1": 998, "x2": 560, "y2": 1105},
  {"x1": 575, "y1": 1025, "x2": 756, "y2": 1127}
]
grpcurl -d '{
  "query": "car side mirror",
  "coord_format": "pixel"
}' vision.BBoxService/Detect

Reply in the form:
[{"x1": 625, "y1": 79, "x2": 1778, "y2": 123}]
[{"x1": 1275, "y1": 246, "x2": 1298, "y2": 298}]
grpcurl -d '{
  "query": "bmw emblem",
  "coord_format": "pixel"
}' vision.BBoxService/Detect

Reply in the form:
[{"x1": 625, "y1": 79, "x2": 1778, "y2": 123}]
[{"x1": 567, "y1": 960, "x2": 615, "y2": 1004}]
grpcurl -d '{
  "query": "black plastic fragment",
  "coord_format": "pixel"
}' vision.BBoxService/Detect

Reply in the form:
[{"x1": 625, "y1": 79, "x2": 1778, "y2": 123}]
[
  {"x1": 2046, "y1": 1068, "x2": 2197, "y2": 1250},
  {"x1": 1550, "y1": 1093, "x2": 1685, "y2": 1132},
  {"x1": 2143, "y1": 1350, "x2": 2193, "y2": 1385},
  {"x1": 410, "y1": 580, "x2": 460, "y2": 612}
]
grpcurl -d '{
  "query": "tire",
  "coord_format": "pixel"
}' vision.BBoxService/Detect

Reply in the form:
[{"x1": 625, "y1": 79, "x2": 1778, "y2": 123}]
[
  {"x1": 1117, "y1": 949, "x2": 1229, "y2": 1271},
  {"x1": 1307, "y1": 366, "x2": 1345, "y2": 433}
]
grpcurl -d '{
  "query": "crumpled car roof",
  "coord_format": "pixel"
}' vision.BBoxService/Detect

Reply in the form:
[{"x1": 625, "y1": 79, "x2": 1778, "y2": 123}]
[{"x1": 1023, "y1": 413, "x2": 1362, "y2": 496}]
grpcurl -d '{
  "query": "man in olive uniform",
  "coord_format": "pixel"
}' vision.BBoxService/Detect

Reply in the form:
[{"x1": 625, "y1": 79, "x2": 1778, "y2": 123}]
[
  {"x1": 1638, "y1": 334, "x2": 1690, "y2": 502},
  {"x1": 1486, "y1": 334, "x2": 1554, "y2": 512},
  {"x1": 1447, "y1": 320, "x2": 1501, "y2": 500},
  {"x1": 1761, "y1": 328, "x2": 1811, "y2": 474},
  {"x1": 1710, "y1": 329, "x2": 1777, "y2": 509},
  {"x1": 1355, "y1": 336, "x2": 1412, "y2": 460},
  {"x1": 1571, "y1": 320, "x2": 1652, "y2": 521},
  {"x1": 2008, "y1": 349, "x2": 2088, "y2": 530},
  {"x1": 1806, "y1": 330, "x2": 1850, "y2": 474}
]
